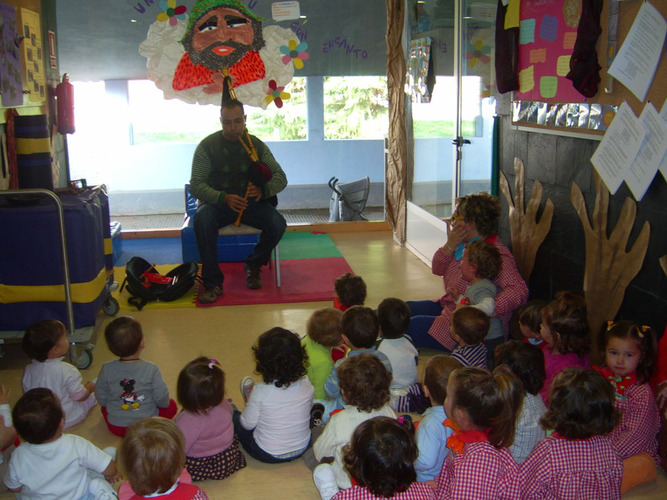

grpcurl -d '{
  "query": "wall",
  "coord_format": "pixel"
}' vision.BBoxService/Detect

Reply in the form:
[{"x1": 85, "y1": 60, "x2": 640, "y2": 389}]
[{"x1": 496, "y1": 93, "x2": 667, "y2": 333}]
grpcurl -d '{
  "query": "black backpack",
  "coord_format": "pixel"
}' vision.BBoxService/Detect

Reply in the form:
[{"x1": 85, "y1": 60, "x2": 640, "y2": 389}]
[{"x1": 120, "y1": 257, "x2": 200, "y2": 310}]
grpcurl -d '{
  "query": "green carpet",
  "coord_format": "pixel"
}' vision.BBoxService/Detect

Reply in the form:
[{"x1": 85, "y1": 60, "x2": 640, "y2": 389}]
[{"x1": 279, "y1": 232, "x2": 342, "y2": 260}]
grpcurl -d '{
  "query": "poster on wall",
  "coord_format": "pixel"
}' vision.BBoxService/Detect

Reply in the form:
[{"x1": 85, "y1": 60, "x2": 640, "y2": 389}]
[
  {"x1": 516, "y1": 0, "x2": 583, "y2": 102},
  {"x1": 19, "y1": 8, "x2": 45, "y2": 102},
  {"x1": 0, "y1": 2, "x2": 23, "y2": 106}
]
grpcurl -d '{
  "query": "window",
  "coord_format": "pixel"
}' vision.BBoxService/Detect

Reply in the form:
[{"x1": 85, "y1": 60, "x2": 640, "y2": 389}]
[
  {"x1": 128, "y1": 78, "x2": 307, "y2": 144},
  {"x1": 323, "y1": 76, "x2": 388, "y2": 139}
]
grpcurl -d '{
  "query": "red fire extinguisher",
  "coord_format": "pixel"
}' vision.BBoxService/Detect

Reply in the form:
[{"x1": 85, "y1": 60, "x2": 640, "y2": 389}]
[{"x1": 56, "y1": 73, "x2": 75, "y2": 134}]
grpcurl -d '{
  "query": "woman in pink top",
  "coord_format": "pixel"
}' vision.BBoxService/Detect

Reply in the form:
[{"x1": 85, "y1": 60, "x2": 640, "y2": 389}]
[{"x1": 406, "y1": 193, "x2": 528, "y2": 353}]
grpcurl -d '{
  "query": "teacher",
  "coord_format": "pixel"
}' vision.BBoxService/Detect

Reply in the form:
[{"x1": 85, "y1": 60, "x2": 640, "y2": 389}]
[{"x1": 407, "y1": 192, "x2": 528, "y2": 352}]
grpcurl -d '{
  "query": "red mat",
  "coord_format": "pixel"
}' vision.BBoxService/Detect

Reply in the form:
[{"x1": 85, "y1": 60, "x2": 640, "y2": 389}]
[{"x1": 195, "y1": 257, "x2": 354, "y2": 307}]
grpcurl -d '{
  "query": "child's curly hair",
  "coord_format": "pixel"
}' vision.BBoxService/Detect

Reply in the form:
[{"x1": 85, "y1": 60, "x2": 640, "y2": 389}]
[
  {"x1": 253, "y1": 327, "x2": 308, "y2": 388},
  {"x1": 342, "y1": 417, "x2": 417, "y2": 498},
  {"x1": 338, "y1": 353, "x2": 390, "y2": 412},
  {"x1": 465, "y1": 239, "x2": 502, "y2": 281},
  {"x1": 540, "y1": 368, "x2": 619, "y2": 439},
  {"x1": 307, "y1": 308, "x2": 343, "y2": 348},
  {"x1": 599, "y1": 320, "x2": 657, "y2": 384},
  {"x1": 541, "y1": 291, "x2": 590, "y2": 357},
  {"x1": 334, "y1": 273, "x2": 367, "y2": 308}
]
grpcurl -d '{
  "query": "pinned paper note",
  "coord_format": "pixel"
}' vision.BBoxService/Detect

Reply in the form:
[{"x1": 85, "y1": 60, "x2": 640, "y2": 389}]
[
  {"x1": 608, "y1": 1, "x2": 666, "y2": 102},
  {"x1": 563, "y1": 32, "x2": 577, "y2": 50},
  {"x1": 519, "y1": 66, "x2": 535, "y2": 93},
  {"x1": 540, "y1": 76, "x2": 557, "y2": 98},
  {"x1": 540, "y1": 15, "x2": 558, "y2": 43},
  {"x1": 556, "y1": 55, "x2": 571, "y2": 77},
  {"x1": 530, "y1": 49, "x2": 547, "y2": 64},
  {"x1": 520, "y1": 19, "x2": 536, "y2": 44}
]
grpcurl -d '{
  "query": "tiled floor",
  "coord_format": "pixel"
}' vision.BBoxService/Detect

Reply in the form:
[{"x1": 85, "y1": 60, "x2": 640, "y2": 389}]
[{"x1": 113, "y1": 207, "x2": 386, "y2": 231}]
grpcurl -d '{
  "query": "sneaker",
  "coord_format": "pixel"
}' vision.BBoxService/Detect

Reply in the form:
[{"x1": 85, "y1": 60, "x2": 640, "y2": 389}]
[
  {"x1": 244, "y1": 264, "x2": 262, "y2": 289},
  {"x1": 240, "y1": 376, "x2": 255, "y2": 403},
  {"x1": 310, "y1": 403, "x2": 325, "y2": 429},
  {"x1": 199, "y1": 285, "x2": 223, "y2": 303},
  {"x1": 313, "y1": 463, "x2": 339, "y2": 500}
]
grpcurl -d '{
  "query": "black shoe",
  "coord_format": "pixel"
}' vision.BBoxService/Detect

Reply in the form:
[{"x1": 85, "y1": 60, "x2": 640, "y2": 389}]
[
  {"x1": 310, "y1": 403, "x2": 325, "y2": 429},
  {"x1": 199, "y1": 285, "x2": 223, "y2": 303},
  {"x1": 244, "y1": 264, "x2": 262, "y2": 289}
]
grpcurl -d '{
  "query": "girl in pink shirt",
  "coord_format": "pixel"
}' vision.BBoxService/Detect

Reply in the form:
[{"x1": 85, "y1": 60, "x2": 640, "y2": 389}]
[
  {"x1": 174, "y1": 357, "x2": 246, "y2": 481},
  {"x1": 538, "y1": 291, "x2": 590, "y2": 403},
  {"x1": 435, "y1": 366, "x2": 522, "y2": 500}
]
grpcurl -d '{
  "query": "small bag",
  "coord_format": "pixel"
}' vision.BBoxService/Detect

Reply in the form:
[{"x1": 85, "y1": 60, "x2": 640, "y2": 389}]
[{"x1": 120, "y1": 257, "x2": 199, "y2": 310}]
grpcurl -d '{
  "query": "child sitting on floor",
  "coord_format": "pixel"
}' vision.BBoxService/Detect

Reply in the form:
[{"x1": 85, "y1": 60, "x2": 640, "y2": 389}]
[
  {"x1": 332, "y1": 417, "x2": 436, "y2": 500},
  {"x1": 303, "y1": 308, "x2": 344, "y2": 402},
  {"x1": 233, "y1": 327, "x2": 314, "y2": 463},
  {"x1": 95, "y1": 316, "x2": 177, "y2": 437},
  {"x1": 174, "y1": 357, "x2": 246, "y2": 481},
  {"x1": 324, "y1": 306, "x2": 393, "y2": 411},
  {"x1": 447, "y1": 239, "x2": 504, "y2": 369},
  {"x1": 117, "y1": 417, "x2": 209, "y2": 499},
  {"x1": 4, "y1": 388, "x2": 119, "y2": 499},
  {"x1": 414, "y1": 355, "x2": 462, "y2": 482},
  {"x1": 376, "y1": 298, "x2": 419, "y2": 409},
  {"x1": 450, "y1": 306, "x2": 490, "y2": 369},
  {"x1": 595, "y1": 320, "x2": 661, "y2": 492},
  {"x1": 333, "y1": 272, "x2": 367, "y2": 312},
  {"x1": 435, "y1": 366, "x2": 522, "y2": 499},
  {"x1": 519, "y1": 368, "x2": 623, "y2": 499},
  {"x1": 494, "y1": 340, "x2": 547, "y2": 464},
  {"x1": 21, "y1": 319, "x2": 97, "y2": 429},
  {"x1": 538, "y1": 291, "x2": 591, "y2": 404},
  {"x1": 312, "y1": 353, "x2": 396, "y2": 499},
  {"x1": 517, "y1": 300, "x2": 547, "y2": 346}
]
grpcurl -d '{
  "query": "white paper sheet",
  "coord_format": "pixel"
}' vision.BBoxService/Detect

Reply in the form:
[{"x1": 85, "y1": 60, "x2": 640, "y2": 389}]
[
  {"x1": 591, "y1": 101, "x2": 646, "y2": 194},
  {"x1": 608, "y1": 1, "x2": 667, "y2": 102},
  {"x1": 658, "y1": 97, "x2": 667, "y2": 181},
  {"x1": 625, "y1": 102, "x2": 667, "y2": 200}
]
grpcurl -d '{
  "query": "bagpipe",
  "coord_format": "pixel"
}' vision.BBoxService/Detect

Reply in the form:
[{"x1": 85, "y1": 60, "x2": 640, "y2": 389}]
[{"x1": 221, "y1": 68, "x2": 273, "y2": 226}]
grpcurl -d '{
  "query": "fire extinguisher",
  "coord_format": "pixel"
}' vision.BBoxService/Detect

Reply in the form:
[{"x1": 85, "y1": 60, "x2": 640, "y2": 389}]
[{"x1": 56, "y1": 73, "x2": 75, "y2": 134}]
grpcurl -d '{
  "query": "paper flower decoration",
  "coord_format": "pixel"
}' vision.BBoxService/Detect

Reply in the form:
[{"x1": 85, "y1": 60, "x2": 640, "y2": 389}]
[
  {"x1": 465, "y1": 38, "x2": 490, "y2": 68},
  {"x1": 265, "y1": 80, "x2": 290, "y2": 108},
  {"x1": 157, "y1": 0, "x2": 187, "y2": 27},
  {"x1": 280, "y1": 39, "x2": 309, "y2": 69}
]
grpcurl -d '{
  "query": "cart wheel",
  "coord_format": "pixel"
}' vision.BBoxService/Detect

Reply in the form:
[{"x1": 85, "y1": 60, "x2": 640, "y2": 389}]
[
  {"x1": 72, "y1": 349, "x2": 93, "y2": 370},
  {"x1": 103, "y1": 296, "x2": 119, "y2": 316}
]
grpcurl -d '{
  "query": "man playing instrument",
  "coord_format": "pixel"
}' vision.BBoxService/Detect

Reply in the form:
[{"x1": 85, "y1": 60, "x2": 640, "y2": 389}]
[{"x1": 189, "y1": 99, "x2": 287, "y2": 302}]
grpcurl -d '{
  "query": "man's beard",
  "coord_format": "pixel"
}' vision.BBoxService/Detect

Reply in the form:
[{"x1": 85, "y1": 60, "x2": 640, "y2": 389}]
[{"x1": 190, "y1": 40, "x2": 251, "y2": 70}]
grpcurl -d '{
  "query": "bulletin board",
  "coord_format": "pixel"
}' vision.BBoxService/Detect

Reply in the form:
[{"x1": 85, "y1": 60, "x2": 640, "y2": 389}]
[{"x1": 512, "y1": 0, "x2": 667, "y2": 136}]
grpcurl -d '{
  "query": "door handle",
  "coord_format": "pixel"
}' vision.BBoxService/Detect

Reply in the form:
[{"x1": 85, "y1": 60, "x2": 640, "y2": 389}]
[{"x1": 451, "y1": 137, "x2": 471, "y2": 146}]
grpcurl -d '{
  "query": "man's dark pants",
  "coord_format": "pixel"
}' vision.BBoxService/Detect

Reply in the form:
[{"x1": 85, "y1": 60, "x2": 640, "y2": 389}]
[{"x1": 194, "y1": 199, "x2": 286, "y2": 288}]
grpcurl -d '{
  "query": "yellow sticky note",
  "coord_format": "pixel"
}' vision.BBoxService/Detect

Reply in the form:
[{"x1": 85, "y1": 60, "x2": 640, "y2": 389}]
[
  {"x1": 557, "y1": 55, "x2": 571, "y2": 77},
  {"x1": 530, "y1": 49, "x2": 547, "y2": 64},
  {"x1": 563, "y1": 32, "x2": 577, "y2": 50},
  {"x1": 540, "y1": 76, "x2": 558, "y2": 98},
  {"x1": 519, "y1": 66, "x2": 535, "y2": 93},
  {"x1": 505, "y1": 0, "x2": 520, "y2": 29}
]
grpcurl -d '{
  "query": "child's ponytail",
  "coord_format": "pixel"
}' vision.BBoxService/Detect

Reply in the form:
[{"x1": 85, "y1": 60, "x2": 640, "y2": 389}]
[
  {"x1": 602, "y1": 320, "x2": 657, "y2": 383},
  {"x1": 450, "y1": 367, "x2": 523, "y2": 449}
]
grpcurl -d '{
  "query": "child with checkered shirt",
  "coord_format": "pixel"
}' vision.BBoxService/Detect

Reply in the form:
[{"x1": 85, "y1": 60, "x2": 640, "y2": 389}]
[{"x1": 518, "y1": 368, "x2": 623, "y2": 499}]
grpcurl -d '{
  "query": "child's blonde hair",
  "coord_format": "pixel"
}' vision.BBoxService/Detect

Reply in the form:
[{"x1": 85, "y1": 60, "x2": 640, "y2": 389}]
[
  {"x1": 541, "y1": 291, "x2": 590, "y2": 356},
  {"x1": 307, "y1": 308, "x2": 343, "y2": 348},
  {"x1": 448, "y1": 366, "x2": 523, "y2": 448},
  {"x1": 118, "y1": 417, "x2": 185, "y2": 496},
  {"x1": 599, "y1": 320, "x2": 657, "y2": 383}
]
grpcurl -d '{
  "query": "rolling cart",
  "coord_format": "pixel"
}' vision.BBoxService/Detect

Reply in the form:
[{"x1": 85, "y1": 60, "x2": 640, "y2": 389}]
[{"x1": 0, "y1": 188, "x2": 118, "y2": 369}]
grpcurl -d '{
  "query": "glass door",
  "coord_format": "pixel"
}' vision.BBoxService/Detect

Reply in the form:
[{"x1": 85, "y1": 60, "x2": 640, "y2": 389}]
[{"x1": 405, "y1": 0, "x2": 496, "y2": 263}]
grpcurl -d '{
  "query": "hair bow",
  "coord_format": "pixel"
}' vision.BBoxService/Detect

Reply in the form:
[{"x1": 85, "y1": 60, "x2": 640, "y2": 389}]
[{"x1": 208, "y1": 358, "x2": 220, "y2": 369}]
